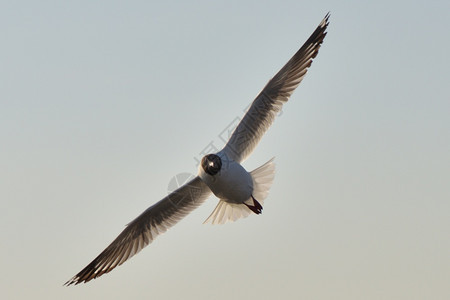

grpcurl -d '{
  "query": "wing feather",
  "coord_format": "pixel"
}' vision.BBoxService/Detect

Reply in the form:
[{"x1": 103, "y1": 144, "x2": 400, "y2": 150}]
[
  {"x1": 65, "y1": 176, "x2": 211, "y2": 285},
  {"x1": 221, "y1": 14, "x2": 329, "y2": 162}
]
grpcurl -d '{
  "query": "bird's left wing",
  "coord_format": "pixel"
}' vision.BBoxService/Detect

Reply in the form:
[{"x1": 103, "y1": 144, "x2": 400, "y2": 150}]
[
  {"x1": 65, "y1": 176, "x2": 211, "y2": 285},
  {"x1": 221, "y1": 14, "x2": 329, "y2": 163}
]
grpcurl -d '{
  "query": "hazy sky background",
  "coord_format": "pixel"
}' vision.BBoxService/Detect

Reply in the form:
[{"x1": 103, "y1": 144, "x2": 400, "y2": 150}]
[{"x1": 1, "y1": 1, "x2": 449, "y2": 299}]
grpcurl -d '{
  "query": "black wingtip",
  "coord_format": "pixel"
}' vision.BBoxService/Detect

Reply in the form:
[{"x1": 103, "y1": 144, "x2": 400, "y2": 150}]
[
  {"x1": 324, "y1": 12, "x2": 331, "y2": 24},
  {"x1": 64, "y1": 276, "x2": 83, "y2": 286},
  {"x1": 63, "y1": 278, "x2": 75, "y2": 287},
  {"x1": 319, "y1": 12, "x2": 331, "y2": 31}
]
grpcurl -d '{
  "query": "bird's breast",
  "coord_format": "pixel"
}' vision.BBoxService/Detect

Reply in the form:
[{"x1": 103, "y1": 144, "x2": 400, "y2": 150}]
[{"x1": 200, "y1": 160, "x2": 253, "y2": 204}]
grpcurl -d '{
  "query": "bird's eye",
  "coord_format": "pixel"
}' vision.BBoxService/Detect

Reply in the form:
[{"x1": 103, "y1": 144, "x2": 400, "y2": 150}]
[{"x1": 209, "y1": 161, "x2": 214, "y2": 167}]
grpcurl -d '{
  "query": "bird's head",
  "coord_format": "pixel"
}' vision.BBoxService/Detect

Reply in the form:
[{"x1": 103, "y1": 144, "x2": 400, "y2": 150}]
[{"x1": 201, "y1": 154, "x2": 222, "y2": 176}]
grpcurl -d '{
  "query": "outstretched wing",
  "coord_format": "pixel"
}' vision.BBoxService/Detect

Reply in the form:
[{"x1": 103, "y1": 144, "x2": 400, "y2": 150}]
[
  {"x1": 65, "y1": 176, "x2": 211, "y2": 285},
  {"x1": 221, "y1": 14, "x2": 329, "y2": 163}
]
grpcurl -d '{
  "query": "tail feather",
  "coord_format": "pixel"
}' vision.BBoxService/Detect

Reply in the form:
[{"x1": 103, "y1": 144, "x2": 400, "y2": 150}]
[
  {"x1": 203, "y1": 201, "x2": 252, "y2": 224},
  {"x1": 249, "y1": 157, "x2": 276, "y2": 205}
]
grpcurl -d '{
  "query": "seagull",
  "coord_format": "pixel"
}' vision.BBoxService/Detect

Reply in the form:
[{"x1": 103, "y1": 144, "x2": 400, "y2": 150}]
[{"x1": 65, "y1": 13, "x2": 329, "y2": 286}]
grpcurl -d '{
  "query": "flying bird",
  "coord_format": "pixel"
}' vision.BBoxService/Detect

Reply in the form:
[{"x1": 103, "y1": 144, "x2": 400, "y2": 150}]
[{"x1": 65, "y1": 13, "x2": 329, "y2": 285}]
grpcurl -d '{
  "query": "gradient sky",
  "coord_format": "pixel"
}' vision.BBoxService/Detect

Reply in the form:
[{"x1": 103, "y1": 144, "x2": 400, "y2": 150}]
[{"x1": 1, "y1": 1, "x2": 449, "y2": 299}]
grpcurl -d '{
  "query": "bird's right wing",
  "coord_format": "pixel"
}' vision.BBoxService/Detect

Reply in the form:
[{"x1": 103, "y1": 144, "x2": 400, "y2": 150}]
[
  {"x1": 65, "y1": 176, "x2": 211, "y2": 285},
  {"x1": 221, "y1": 14, "x2": 329, "y2": 163}
]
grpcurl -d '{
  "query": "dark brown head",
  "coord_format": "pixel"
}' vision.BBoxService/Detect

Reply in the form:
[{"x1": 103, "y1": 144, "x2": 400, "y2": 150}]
[{"x1": 201, "y1": 154, "x2": 222, "y2": 176}]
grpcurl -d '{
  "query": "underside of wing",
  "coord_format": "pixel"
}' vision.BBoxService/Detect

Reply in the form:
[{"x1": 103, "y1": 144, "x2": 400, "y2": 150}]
[
  {"x1": 65, "y1": 176, "x2": 211, "y2": 285},
  {"x1": 222, "y1": 14, "x2": 329, "y2": 162}
]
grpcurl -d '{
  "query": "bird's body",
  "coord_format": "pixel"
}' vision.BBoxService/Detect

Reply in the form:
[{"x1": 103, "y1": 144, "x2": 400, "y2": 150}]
[
  {"x1": 65, "y1": 13, "x2": 330, "y2": 286},
  {"x1": 199, "y1": 151, "x2": 275, "y2": 221},
  {"x1": 199, "y1": 152, "x2": 253, "y2": 204}
]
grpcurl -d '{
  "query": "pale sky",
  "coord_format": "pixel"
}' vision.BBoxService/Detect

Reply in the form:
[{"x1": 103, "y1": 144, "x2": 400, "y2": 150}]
[{"x1": 1, "y1": 1, "x2": 449, "y2": 299}]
